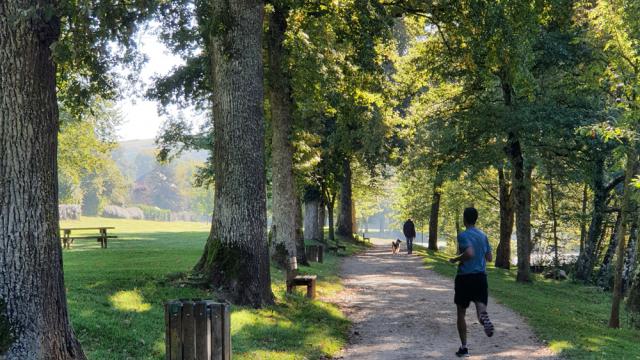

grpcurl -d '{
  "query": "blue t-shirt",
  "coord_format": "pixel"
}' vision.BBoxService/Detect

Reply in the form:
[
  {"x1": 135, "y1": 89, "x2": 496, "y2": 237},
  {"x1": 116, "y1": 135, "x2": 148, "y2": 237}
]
[{"x1": 457, "y1": 227, "x2": 491, "y2": 275}]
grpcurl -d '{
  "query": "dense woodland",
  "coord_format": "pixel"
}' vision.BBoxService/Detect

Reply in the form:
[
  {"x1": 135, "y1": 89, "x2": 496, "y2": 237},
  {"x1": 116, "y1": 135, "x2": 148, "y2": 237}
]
[{"x1": 2, "y1": 0, "x2": 640, "y2": 358}]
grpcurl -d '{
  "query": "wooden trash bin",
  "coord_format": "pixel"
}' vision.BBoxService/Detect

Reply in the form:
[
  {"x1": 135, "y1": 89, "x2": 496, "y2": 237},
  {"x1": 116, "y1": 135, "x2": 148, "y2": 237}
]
[{"x1": 165, "y1": 299, "x2": 231, "y2": 360}]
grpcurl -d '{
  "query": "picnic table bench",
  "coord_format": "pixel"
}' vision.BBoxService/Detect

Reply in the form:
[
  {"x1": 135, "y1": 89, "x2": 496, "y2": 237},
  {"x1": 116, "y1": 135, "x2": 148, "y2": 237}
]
[{"x1": 61, "y1": 227, "x2": 117, "y2": 249}]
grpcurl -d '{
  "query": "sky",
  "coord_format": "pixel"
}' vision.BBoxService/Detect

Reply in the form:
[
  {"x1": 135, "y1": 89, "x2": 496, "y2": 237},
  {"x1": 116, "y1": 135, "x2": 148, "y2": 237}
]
[{"x1": 116, "y1": 30, "x2": 203, "y2": 142}]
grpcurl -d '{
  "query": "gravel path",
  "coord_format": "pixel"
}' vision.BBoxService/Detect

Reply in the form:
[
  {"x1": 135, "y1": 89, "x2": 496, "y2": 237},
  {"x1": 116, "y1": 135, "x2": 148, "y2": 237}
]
[{"x1": 330, "y1": 240, "x2": 558, "y2": 360}]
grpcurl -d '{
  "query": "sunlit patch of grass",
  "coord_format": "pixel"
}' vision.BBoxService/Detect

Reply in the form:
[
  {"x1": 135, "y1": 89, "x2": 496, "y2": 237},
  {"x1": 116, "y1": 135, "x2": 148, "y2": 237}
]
[
  {"x1": 421, "y1": 248, "x2": 640, "y2": 359},
  {"x1": 109, "y1": 290, "x2": 152, "y2": 313},
  {"x1": 549, "y1": 340, "x2": 574, "y2": 352}
]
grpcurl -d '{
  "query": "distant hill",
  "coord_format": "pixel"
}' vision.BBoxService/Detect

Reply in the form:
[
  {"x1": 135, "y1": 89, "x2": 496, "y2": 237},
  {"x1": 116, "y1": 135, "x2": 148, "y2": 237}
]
[{"x1": 112, "y1": 139, "x2": 208, "y2": 181}]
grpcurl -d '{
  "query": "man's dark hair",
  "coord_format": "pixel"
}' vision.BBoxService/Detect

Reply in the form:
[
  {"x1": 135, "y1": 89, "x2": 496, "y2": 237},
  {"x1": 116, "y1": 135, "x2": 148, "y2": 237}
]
[{"x1": 463, "y1": 207, "x2": 478, "y2": 225}]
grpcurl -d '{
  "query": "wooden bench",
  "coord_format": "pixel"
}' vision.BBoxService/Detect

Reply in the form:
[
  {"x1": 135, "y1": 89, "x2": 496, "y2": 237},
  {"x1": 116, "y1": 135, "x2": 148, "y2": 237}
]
[
  {"x1": 61, "y1": 227, "x2": 117, "y2": 249},
  {"x1": 305, "y1": 245, "x2": 324, "y2": 263},
  {"x1": 286, "y1": 257, "x2": 317, "y2": 299}
]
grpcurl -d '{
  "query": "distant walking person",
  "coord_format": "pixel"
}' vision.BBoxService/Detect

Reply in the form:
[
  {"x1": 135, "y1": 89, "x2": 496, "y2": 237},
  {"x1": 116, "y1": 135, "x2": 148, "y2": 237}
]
[
  {"x1": 403, "y1": 218, "x2": 416, "y2": 255},
  {"x1": 448, "y1": 207, "x2": 494, "y2": 357}
]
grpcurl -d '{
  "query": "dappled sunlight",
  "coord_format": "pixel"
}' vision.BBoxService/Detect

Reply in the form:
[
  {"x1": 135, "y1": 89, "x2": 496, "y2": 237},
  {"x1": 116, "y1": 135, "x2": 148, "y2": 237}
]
[
  {"x1": 549, "y1": 340, "x2": 574, "y2": 352},
  {"x1": 109, "y1": 290, "x2": 152, "y2": 313}
]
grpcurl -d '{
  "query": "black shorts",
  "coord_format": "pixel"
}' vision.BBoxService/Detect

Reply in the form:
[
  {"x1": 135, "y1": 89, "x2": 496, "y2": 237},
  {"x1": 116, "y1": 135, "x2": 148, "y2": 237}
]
[{"x1": 454, "y1": 273, "x2": 488, "y2": 308}]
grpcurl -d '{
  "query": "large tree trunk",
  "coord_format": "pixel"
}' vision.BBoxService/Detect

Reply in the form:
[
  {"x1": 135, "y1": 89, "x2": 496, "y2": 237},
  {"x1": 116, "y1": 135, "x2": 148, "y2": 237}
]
[
  {"x1": 506, "y1": 133, "x2": 533, "y2": 283},
  {"x1": 337, "y1": 159, "x2": 354, "y2": 238},
  {"x1": 575, "y1": 152, "x2": 607, "y2": 282},
  {"x1": 495, "y1": 167, "x2": 515, "y2": 269},
  {"x1": 428, "y1": 170, "x2": 443, "y2": 251},
  {"x1": 0, "y1": 3, "x2": 85, "y2": 358},
  {"x1": 318, "y1": 197, "x2": 326, "y2": 242},
  {"x1": 193, "y1": 0, "x2": 274, "y2": 307},
  {"x1": 610, "y1": 148, "x2": 638, "y2": 328},
  {"x1": 304, "y1": 187, "x2": 323, "y2": 242},
  {"x1": 267, "y1": 2, "x2": 298, "y2": 268}
]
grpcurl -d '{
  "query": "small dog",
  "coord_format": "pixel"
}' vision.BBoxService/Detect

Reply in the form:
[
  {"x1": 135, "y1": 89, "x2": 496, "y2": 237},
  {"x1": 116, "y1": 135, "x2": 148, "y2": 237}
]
[{"x1": 391, "y1": 239, "x2": 402, "y2": 254}]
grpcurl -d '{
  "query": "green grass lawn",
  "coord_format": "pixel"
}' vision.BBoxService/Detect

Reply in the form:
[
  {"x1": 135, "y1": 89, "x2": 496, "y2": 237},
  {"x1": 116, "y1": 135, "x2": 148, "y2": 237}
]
[
  {"x1": 61, "y1": 217, "x2": 363, "y2": 360},
  {"x1": 419, "y1": 248, "x2": 640, "y2": 359}
]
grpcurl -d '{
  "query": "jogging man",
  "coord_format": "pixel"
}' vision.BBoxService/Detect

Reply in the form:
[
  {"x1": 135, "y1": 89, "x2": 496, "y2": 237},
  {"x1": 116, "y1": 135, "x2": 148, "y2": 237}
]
[
  {"x1": 449, "y1": 207, "x2": 494, "y2": 357},
  {"x1": 402, "y1": 218, "x2": 416, "y2": 254}
]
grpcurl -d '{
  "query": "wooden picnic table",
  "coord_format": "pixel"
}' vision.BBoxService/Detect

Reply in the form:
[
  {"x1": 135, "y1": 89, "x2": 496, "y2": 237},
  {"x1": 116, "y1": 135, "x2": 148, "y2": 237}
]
[{"x1": 60, "y1": 227, "x2": 116, "y2": 249}]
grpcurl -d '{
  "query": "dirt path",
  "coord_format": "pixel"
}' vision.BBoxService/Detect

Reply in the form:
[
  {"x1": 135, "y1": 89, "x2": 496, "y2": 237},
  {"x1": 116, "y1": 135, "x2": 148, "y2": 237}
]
[{"x1": 330, "y1": 240, "x2": 558, "y2": 360}]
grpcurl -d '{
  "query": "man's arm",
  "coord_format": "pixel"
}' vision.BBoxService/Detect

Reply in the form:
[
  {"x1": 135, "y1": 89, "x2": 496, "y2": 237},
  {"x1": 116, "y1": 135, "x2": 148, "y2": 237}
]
[
  {"x1": 485, "y1": 236, "x2": 493, "y2": 262},
  {"x1": 449, "y1": 246, "x2": 474, "y2": 263},
  {"x1": 485, "y1": 250, "x2": 493, "y2": 262}
]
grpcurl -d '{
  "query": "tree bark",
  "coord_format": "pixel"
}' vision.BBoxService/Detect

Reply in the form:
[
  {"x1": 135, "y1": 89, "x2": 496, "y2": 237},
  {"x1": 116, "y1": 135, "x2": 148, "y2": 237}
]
[
  {"x1": 428, "y1": 170, "x2": 444, "y2": 251},
  {"x1": 596, "y1": 211, "x2": 621, "y2": 290},
  {"x1": 0, "y1": 2, "x2": 86, "y2": 358},
  {"x1": 267, "y1": 2, "x2": 299, "y2": 268},
  {"x1": 626, "y1": 218, "x2": 640, "y2": 328},
  {"x1": 318, "y1": 197, "x2": 326, "y2": 242},
  {"x1": 610, "y1": 148, "x2": 638, "y2": 328},
  {"x1": 337, "y1": 159, "x2": 354, "y2": 238},
  {"x1": 575, "y1": 152, "x2": 607, "y2": 282},
  {"x1": 304, "y1": 198, "x2": 322, "y2": 241},
  {"x1": 580, "y1": 184, "x2": 589, "y2": 256},
  {"x1": 548, "y1": 176, "x2": 560, "y2": 269},
  {"x1": 294, "y1": 198, "x2": 308, "y2": 266},
  {"x1": 495, "y1": 167, "x2": 515, "y2": 269},
  {"x1": 623, "y1": 217, "x2": 638, "y2": 293},
  {"x1": 506, "y1": 133, "x2": 533, "y2": 282},
  {"x1": 193, "y1": 0, "x2": 274, "y2": 307}
]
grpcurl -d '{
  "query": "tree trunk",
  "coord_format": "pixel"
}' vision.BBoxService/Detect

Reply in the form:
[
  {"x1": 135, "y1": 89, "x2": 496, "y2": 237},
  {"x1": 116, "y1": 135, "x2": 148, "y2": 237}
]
[
  {"x1": 428, "y1": 170, "x2": 444, "y2": 251},
  {"x1": 580, "y1": 184, "x2": 589, "y2": 256},
  {"x1": 506, "y1": 133, "x2": 533, "y2": 282},
  {"x1": 609, "y1": 148, "x2": 638, "y2": 328},
  {"x1": 193, "y1": 0, "x2": 274, "y2": 307},
  {"x1": 623, "y1": 217, "x2": 638, "y2": 293},
  {"x1": 267, "y1": 2, "x2": 298, "y2": 268},
  {"x1": 626, "y1": 218, "x2": 640, "y2": 328},
  {"x1": 495, "y1": 167, "x2": 515, "y2": 269},
  {"x1": 304, "y1": 196, "x2": 322, "y2": 242},
  {"x1": 0, "y1": 3, "x2": 85, "y2": 358},
  {"x1": 575, "y1": 152, "x2": 607, "y2": 282},
  {"x1": 318, "y1": 198, "x2": 326, "y2": 242},
  {"x1": 327, "y1": 193, "x2": 336, "y2": 242},
  {"x1": 548, "y1": 176, "x2": 560, "y2": 269},
  {"x1": 337, "y1": 159, "x2": 354, "y2": 238},
  {"x1": 294, "y1": 198, "x2": 308, "y2": 266},
  {"x1": 597, "y1": 212, "x2": 621, "y2": 290}
]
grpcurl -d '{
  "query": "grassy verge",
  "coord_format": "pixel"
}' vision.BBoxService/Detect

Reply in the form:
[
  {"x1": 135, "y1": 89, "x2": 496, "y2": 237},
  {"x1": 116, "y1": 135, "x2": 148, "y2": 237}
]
[
  {"x1": 418, "y1": 248, "x2": 640, "y2": 359},
  {"x1": 61, "y1": 217, "x2": 363, "y2": 360}
]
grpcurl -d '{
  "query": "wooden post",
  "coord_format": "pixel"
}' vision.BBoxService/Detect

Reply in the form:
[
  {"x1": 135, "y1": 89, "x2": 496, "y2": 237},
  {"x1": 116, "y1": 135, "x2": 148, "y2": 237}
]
[
  {"x1": 167, "y1": 301, "x2": 182, "y2": 360},
  {"x1": 182, "y1": 301, "x2": 196, "y2": 359},
  {"x1": 195, "y1": 301, "x2": 211, "y2": 360},
  {"x1": 317, "y1": 245, "x2": 324, "y2": 263}
]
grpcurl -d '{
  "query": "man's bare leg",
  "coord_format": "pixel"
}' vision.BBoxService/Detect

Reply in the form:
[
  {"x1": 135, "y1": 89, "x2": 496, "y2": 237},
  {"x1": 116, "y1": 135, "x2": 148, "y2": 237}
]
[
  {"x1": 456, "y1": 305, "x2": 468, "y2": 347},
  {"x1": 474, "y1": 301, "x2": 494, "y2": 337}
]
